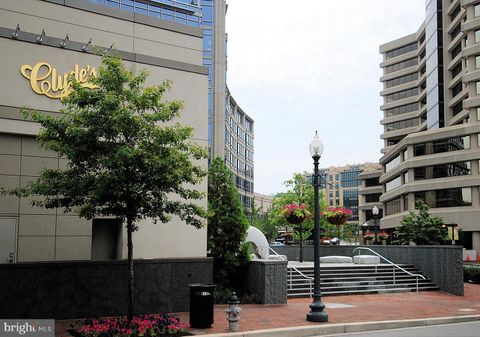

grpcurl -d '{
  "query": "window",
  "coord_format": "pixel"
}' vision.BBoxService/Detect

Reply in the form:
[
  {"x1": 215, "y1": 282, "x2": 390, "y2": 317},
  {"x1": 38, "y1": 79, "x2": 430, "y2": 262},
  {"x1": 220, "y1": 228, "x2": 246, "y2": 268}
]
[
  {"x1": 385, "y1": 88, "x2": 419, "y2": 103},
  {"x1": 385, "y1": 198, "x2": 401, "y2": 215},
  {"x1": 477, "y1": 82, "x2": 480, "y2": 95},
  {"x1": 403, "y1": 149, "x2": 408, "y2": 161},
  {"x1": 385, "y1": 155, "x2": 401, "y2": 172},
  {"x1": 476, "y1": 56, "x2": 480, "y2": 69},
  {"x1": 452, "y1": 102, "x2": 463, "y2": 116},
  {"x1": 385, "y1": 73, "x2": 418, "y2": 88},
  {"x1": 414, "y1": 161, "x2": 471, "y2": 180},
  {"x1": 365, "y1": 193, "x2": 381, "y2": 203},
  {"x1": 385, "y1": 43, "x2": 418, "y2": 59},
  {"x1": 386, "y1": 176, "x2": 402, "y2": 192},
  {"x1": 415, "y1": 188, "x2": 472, "y2": 208},
  {"x1": 403, "y1": 194, "x2": 409, "y2": 211},
  {"x1": 476, "y1": 4, "x2": 480, "y2": 17},
  {"x1": 477, "y1": 107, "x2": 480, "y2": 121},
  {"x1": 414, "y1": 136, "x2": 470, "y2": 156},
  {"x1": 365, "y1": 177, "x2": 379, "y2": 187},
  {"x1": 475, "y1": 30, "x2": 480, "y2": 43},
  {"x1": 386, "y1": 118, "x2": 419, "y2": 131},
  {"x1": 385, "y1": 58, "x2": 418, "y2": 74},
  {"x1": 385, "y1": 103, "x2": 418, "y2": 117}
]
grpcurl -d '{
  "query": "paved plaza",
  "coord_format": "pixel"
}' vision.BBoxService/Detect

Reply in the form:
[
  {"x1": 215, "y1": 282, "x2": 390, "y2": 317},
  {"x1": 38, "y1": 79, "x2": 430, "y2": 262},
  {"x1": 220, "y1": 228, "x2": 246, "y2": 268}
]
[{"x1": 56, "y1": 283, "x2": 480, "y2": 336}]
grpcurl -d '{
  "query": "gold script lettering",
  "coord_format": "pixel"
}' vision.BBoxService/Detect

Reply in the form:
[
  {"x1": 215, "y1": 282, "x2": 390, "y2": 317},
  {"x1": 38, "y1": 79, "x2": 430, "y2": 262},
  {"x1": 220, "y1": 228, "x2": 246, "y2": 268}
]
[{"x1": 20, "y1": 62, "x2": 98, "y2": 100}]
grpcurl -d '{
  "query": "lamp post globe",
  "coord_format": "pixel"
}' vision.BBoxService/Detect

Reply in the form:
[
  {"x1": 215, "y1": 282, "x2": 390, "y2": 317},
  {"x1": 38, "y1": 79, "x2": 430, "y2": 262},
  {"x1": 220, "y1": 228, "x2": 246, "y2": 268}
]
[
  {"x1": 372, "y1": 206, "x2": 379, "y2": 244},
  {"x1": 306, "y1": 131, "x2": 328, "y2": 323}
]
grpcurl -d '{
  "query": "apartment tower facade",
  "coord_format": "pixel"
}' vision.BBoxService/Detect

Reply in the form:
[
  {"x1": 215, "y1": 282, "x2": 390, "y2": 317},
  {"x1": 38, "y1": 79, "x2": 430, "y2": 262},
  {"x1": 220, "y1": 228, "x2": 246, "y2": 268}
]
[{"x1": 379, "y1": 0, "x2": 480, "y2": 253}]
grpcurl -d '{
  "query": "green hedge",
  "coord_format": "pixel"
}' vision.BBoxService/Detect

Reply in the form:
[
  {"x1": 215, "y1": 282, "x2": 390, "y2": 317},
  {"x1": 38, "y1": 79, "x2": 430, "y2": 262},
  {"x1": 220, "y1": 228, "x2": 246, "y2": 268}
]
[{"x1": 464, "y1": 266, "x2": 480, "y2": 284}]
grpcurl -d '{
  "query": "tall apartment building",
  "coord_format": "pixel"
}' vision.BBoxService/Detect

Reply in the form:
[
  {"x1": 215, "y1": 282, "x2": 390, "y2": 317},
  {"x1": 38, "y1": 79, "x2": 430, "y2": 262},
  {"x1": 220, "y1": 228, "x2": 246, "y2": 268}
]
[
  {"x1": 317, "y1": 163, "x2": 381, "y2": 222},
  {"x1": 90, "y1": 0, "x2": 255, "y2": 208},
  {"x1": 379, "y1": 0, "x2": 480, "y2": 254}
]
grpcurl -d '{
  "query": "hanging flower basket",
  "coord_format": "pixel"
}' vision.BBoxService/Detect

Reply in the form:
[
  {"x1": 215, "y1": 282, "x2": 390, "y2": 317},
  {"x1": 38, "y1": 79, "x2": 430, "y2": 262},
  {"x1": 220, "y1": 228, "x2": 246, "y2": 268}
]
[
  {"x1": 281, "y1": 204, "x2": 311, "y2": 224},
  {"x1": 322, "y1": 207, "x2": 353, "y2": 225},
  {"x1": 285, "y1": 214, "x2": 305, "y2": 224}
]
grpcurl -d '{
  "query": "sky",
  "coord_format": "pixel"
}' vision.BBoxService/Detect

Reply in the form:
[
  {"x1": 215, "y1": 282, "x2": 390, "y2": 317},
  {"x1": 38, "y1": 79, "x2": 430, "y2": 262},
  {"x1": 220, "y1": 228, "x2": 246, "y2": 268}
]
[{"x1": 225, "y1": 0, "x2": 426, "y2": 195}]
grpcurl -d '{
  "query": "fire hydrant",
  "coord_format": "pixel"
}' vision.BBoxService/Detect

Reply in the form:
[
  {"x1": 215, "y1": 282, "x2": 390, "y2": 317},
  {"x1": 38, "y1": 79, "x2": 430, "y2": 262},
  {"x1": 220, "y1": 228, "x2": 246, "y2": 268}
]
[{"x1": 225, "y1": 292, "x2": 242, "y2": 332}]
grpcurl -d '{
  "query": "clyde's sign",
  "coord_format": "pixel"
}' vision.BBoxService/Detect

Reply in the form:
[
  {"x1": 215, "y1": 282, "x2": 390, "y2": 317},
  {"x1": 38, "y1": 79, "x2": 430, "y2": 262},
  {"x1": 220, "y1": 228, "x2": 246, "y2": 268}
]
[{"x1": 20, "y1": 62, "x2": 97, "y2": 99}]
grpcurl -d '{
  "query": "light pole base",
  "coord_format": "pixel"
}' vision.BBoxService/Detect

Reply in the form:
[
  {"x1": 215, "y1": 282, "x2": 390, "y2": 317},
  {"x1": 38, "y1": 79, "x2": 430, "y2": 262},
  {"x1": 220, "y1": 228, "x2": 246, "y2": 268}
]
[{"x1": 306, "y1": 301, "x2": 328, "y2": 322}]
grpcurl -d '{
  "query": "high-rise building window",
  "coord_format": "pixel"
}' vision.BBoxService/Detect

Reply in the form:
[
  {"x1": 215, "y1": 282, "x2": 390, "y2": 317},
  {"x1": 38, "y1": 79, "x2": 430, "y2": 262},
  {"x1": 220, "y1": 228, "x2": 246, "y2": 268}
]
[
  {"x1": 386, "y1": 176, "x2": 402, "y2": 192},
  {"x1": 385, "y1": 197, "x2": 401, "y2": 215},
  {"x1": 476, "y1": 56, "x2": 480, "y2": 69},
  {"x1": 414, "y1": 136, "x2": 470, "y2": 156},
  {"x1": 414, "y1": 161, "x2": 471, "y2": 180},
  {"x1": 475, "y1": 30, "x2": 480, "y2": 43},
  {"x1": 478, "y1": 107, "x2": 480, "y2": 121},
  {"x1": 475, "y1": 4, "x2": 480, "y2": 17},
  {"x1": 477, "y1": 82, "x2": 480, "y2": 95},
  {"x1": 385, "y1": 155, "x2": 401, "y2": 172},
  {"x1": 415, "y1": 188, "x2": 472, "y2": 208}
]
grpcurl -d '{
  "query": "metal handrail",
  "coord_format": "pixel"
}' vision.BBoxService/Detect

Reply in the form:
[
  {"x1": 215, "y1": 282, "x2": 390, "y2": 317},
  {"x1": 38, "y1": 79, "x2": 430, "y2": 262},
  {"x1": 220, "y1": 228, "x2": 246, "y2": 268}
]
[
  {"x1": 268, "y1": 247, "x2": 313, "y2": 297},
  {"x1": 353, "y1": 247, "x2": 426, "y2": 292}
]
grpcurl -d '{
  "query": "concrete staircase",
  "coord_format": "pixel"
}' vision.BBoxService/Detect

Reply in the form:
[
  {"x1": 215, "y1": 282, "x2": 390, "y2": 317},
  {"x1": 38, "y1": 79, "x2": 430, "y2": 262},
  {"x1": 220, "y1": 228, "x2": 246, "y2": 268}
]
[{"x1": 287, "y1": 264, "x2": 438, "y2": 298}]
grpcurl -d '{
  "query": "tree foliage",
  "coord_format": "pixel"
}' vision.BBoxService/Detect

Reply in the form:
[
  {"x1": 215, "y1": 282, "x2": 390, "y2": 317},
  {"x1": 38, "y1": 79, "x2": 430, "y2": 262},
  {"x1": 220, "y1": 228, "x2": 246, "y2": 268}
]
[
  {"x1": 270, "y1": 173, "x2": 318, "y2": 240},
  {"x1": 249, "y1": 200, "x2": 277, "y2": 242},
  {"x1": 394, "y1": 200, "x2": 447, "y2": 245},
  {"x1": 13, "y1": 56, "x2": 207, "y2": 319},
  {"x1": 207, "y1": 157, "x2": 249, "y2": 293}
]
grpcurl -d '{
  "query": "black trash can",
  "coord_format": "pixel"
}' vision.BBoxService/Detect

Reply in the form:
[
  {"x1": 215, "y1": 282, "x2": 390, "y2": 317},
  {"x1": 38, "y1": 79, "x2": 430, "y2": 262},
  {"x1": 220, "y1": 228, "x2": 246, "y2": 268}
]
[{"x1": 188, "y1": 283, "x2": 215, "y2": 329}]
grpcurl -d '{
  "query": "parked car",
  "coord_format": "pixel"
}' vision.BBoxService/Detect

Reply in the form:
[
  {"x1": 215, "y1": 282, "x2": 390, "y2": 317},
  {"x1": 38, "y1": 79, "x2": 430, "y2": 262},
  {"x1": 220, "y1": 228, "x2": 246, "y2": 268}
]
[{"x1": 270, "y1": 242, "x2": 285, "y2": 247}]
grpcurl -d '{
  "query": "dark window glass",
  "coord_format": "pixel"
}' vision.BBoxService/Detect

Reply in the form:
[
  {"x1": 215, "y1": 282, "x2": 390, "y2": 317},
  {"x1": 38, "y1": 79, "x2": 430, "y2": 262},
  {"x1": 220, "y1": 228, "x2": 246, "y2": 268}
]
[
  {"x1": 451, "y1": 5, "x2": 461, "y2": 21},
  {"x1": 415, "y1": 188, "x2": 472, "y2": 208},
  {"x1": 452, "y1": 82, "x2": 463, "y2": 97},
  {"x1": 365, "y1": 193, "x2": 381, "y2": 203},
  {"x1": 385, "y1": 103, "x2": 419, "y2": 117},
  {"x1": 413, "y1": 136, "x2": 470, "y2": 156},
  {"x1": 414, "y1": 161, "x2": 471, "y2": 180},
  {"x1": 451, "y1": 43, "x2": 462, "y2": 59},
  {"x1": 386, "y1": 43, "x2": 418, "y2": 59},
  {"x1": 365, "y1": 177, "x2": 380, "y2": 187},
  {"x1": 386, "y1": 118, "x2": 419, "y2": 131},
  {"x1": 385, "y1": 58, "x2": 418, "y2": 74},
  {"x1": 386, "y1": 88, "x2": 419, "y2": 103},
  {"x1": 385, "y1": 73, "x2": 418, "y2": 88},
  {"x1": 452, "y1": 102, "x2": 463, "y2": 116}
]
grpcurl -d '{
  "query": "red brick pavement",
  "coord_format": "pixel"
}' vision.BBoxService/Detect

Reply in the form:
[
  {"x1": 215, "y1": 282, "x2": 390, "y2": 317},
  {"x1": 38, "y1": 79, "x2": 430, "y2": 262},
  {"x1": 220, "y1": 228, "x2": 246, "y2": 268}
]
[{"x1": 56, "y1": 283, "x2": 480, "y2": 336}]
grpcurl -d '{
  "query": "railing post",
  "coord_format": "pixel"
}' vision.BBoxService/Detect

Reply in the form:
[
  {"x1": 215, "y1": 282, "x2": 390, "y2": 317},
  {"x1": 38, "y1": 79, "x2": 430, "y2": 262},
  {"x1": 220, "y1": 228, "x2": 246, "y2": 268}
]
[
  {"x1": 289, "y1": 269, "x2": 292, "y2": 290},
  {"x1": 393, "y1": 265, "x2": 395, "y2": 285},
  {"x1": 416, "y1": 277, "x2": 418, "y2": 293}
]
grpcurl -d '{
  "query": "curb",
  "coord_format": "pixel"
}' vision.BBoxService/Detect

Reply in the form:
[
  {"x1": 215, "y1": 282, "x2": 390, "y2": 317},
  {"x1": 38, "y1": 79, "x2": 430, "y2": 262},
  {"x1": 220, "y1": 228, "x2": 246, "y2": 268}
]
[{"x1": 195, "y1": 315, "x2": 480, "y2": 337}]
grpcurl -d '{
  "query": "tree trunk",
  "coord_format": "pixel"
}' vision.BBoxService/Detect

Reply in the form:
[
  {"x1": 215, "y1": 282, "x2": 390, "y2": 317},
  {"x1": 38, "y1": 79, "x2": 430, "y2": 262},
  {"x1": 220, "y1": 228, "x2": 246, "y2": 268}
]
[{"x1": 127, "y1": 217, "x2": 134, "y2": 321}]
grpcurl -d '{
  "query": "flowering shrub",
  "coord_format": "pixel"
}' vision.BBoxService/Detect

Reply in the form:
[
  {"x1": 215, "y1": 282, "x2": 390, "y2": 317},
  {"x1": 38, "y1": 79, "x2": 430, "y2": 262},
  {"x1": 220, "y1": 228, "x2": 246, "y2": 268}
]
[
  {"x1": 281, "y1": 203, "x2": 311, "y2": 218},
  {"x1": 75, "y1": 314, "x2": 191, "y2": 337},
  {"x1": 322, "y1": 207, "x2": 353, "y2": 218}
]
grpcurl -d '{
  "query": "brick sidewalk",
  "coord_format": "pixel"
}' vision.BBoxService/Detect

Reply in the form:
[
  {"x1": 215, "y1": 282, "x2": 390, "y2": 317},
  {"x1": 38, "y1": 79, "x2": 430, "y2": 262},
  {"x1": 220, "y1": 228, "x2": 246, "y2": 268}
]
[{"x1": 56, "y1": 283, "x2": 480, "y2": 336}]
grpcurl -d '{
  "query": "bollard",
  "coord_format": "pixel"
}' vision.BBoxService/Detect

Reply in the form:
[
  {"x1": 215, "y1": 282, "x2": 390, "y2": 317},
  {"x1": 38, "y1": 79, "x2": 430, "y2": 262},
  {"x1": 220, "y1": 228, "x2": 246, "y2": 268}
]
[{"x1": 225, "y1": 292, "x2": 242, "y2": 332}]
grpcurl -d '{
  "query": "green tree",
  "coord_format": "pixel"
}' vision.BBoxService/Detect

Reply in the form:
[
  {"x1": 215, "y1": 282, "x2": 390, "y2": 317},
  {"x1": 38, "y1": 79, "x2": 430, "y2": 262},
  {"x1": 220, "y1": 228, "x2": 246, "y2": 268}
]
[
  {"x1": 249, "y1": 200, "x2": 277, "y2": 242},
  {"x1": 394, "y1": 200, "x2": 447, "y2": 245},
  {"x1": 207, "y1": 157, "x2": 249, "y2": 295},
  {"x1": 11, "y1": 56, "x2": 207, "y2": 320}
]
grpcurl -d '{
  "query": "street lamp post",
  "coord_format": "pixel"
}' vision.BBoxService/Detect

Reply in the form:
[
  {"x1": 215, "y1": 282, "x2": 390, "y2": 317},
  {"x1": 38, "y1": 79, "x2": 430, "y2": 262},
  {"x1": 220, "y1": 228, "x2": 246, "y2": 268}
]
[
  {"x1": 306, "y1": 131, "x2": 328, "y2": 323},
  {"x1": 372, "y1": 206, "x2": 379, "y2": 245}
]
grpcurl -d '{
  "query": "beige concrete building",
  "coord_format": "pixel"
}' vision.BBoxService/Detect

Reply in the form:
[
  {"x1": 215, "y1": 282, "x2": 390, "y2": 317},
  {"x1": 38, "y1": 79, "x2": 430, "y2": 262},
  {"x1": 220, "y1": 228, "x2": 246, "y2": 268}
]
[
  {"x1": 253, "y1": 192, "x2": 273, "y2": 215},
  {"x1": 358, "y1": 165, "x2": 383, "y2": 225},
  {"x1": 0, "y1": 0, "x2": 209, "y2": 263},
  {"x1": 318, "y1": 162, "x2": 381, "y2": 222},
  {"x1": 379, "y1": 0, "x2": 480, "y2": 254}
]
